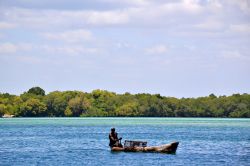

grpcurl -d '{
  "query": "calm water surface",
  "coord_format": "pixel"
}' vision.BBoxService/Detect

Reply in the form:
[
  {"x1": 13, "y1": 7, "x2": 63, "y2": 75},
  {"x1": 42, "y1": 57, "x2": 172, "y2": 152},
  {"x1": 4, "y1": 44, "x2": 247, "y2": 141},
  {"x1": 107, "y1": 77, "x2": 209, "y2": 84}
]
[{"x1": 0, "y1": 118, "x2": 250, "y2": 166}]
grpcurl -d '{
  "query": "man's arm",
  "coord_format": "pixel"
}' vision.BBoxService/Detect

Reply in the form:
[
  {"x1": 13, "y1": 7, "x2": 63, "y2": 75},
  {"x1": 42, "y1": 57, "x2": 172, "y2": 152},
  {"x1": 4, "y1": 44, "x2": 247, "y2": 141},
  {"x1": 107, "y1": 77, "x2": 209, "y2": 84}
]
[{"x1": 109, "y1": 134, "x2": 116, "y2": 141}]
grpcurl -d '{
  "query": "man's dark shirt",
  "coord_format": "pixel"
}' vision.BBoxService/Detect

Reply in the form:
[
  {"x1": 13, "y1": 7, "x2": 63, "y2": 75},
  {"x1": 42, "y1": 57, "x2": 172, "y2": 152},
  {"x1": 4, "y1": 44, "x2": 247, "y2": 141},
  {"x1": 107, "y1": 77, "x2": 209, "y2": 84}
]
[{"x1": 109, "y1": 132, "x2": 118, "y2": 147}]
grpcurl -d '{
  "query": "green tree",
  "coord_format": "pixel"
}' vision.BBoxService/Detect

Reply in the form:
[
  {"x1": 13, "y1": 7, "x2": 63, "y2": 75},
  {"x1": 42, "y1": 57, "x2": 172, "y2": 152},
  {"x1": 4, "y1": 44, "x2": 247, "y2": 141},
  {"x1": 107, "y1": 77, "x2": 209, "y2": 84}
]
[
  {"x1": 116, "y1": 102, "x2": 139, "y2": 116},
  {"x1": 64, "y1": 107, "x2": 73, "y2": 117},
  {"x1": 44, "y1": 91, "x2": 78, "y2": 116},
  {"x1": 91, "y1": 89, "x2": 116, "y2": 116},
  {"x1": 19, "y1": 99, "x2": 47, "y2": 117},
  {"x1": 27, "y1": 87, "x2": 45, "y2": 96},
  {"x1": 0, "y1": 104, "x2": 7, "y2": 116},
  {"x1": 68, "y1": 96, "x2": 91, "y2": 116}
]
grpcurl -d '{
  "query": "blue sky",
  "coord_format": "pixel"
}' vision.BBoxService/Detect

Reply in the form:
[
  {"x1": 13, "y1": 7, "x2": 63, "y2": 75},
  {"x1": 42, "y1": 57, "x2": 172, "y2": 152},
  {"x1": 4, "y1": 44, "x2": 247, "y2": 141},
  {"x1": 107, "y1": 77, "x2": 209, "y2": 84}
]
[{"x1": 0, "y1": 0, "x2": 249, "y2": 97}]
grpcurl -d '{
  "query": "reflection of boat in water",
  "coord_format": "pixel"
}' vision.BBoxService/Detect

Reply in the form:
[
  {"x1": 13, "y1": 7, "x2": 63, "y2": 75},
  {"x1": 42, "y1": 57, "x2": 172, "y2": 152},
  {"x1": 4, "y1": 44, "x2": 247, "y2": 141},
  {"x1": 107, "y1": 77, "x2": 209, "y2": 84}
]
[{"x1": 111, "y1": 140, "x2": 179, "y2": 154}]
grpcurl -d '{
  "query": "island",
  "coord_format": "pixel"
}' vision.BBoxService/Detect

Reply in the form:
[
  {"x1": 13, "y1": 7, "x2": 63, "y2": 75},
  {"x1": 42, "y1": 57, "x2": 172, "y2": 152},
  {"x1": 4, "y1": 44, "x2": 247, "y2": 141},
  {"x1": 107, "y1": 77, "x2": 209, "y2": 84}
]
[{"x1": 0, "y1": 87, "x2": 249, "y2": 118}]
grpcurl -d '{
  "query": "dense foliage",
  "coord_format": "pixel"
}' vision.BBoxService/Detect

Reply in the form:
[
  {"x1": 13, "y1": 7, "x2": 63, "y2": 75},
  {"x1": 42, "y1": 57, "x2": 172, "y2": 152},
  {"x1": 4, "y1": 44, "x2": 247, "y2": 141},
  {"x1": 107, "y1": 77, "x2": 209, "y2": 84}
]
[{"x1": 0, "y1": 87, "x2": 250, "y2": 117}]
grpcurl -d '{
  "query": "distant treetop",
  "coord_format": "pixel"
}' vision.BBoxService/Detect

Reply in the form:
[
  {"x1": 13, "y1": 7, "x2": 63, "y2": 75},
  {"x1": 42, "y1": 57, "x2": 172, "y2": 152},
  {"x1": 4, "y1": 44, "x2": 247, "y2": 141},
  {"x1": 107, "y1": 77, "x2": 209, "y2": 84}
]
[{"x1": 27, "y1": 87, "x2": 45, "y2": 96}]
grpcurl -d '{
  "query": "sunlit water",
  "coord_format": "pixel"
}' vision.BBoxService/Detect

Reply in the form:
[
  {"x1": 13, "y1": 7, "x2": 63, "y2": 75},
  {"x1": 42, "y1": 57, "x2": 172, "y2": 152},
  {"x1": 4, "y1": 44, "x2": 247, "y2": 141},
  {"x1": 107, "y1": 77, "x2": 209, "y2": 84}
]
[{"x1": 0, "y1": 118, "x2": 250, "y2": 166}]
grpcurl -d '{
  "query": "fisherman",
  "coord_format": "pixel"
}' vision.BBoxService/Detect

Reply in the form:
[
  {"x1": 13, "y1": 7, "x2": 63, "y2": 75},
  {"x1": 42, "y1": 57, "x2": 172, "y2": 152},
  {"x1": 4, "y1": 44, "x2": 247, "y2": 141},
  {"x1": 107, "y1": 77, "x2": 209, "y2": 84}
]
[{"x1": 109, "y1": 128, "x2": 123, "y2": 148}]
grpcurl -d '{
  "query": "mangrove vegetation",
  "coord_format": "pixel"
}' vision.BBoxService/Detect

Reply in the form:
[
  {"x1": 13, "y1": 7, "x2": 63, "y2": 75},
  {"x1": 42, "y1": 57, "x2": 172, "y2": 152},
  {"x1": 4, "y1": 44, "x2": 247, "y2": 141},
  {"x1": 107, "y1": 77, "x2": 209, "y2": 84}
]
[{"x1": 0, "y1": 87, "x2": 250, "y2": 118}]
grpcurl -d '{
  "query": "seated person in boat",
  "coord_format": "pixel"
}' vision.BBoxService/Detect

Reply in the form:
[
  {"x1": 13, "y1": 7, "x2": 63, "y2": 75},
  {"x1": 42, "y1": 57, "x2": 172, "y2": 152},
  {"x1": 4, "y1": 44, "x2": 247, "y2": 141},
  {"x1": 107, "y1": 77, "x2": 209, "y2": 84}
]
[{"x1": 109, "y1": 128, "x2": 123, "y2": 148}]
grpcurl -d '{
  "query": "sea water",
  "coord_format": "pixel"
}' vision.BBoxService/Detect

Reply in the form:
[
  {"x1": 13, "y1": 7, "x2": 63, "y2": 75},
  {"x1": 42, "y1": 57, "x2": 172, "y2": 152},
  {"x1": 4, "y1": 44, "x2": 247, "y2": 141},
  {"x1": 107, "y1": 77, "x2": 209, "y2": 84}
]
[{"x1": 0, "y1": 118, "x2": 250, "y2": 166}]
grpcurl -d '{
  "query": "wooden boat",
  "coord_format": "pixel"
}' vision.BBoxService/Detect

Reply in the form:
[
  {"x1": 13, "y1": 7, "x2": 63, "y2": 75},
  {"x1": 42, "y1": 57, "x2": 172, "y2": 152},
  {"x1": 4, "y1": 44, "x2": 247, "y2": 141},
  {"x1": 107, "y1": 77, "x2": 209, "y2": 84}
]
[{"x1": 111, "y1": 141, "x2": 179, "y2": 154}]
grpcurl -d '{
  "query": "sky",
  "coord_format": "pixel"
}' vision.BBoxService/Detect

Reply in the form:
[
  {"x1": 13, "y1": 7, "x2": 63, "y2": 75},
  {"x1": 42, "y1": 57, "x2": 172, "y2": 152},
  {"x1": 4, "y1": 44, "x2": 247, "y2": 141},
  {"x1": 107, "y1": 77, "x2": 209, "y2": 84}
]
[{"x1": 0, "y1": 0, "x2": 249, "y2": 98}]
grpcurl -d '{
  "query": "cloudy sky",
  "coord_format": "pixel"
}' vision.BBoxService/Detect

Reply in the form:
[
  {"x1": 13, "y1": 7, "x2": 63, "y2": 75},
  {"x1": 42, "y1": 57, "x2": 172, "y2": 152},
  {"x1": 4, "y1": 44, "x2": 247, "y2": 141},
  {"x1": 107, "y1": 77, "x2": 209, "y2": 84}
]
[{"x1": 0, "y1": 0, "x2": 249, "y2": 97}]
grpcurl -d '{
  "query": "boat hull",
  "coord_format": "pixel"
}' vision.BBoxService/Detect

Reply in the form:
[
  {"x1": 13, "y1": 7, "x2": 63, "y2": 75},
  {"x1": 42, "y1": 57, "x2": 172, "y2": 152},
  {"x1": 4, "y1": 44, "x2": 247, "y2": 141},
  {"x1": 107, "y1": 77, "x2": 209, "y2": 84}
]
[{"x1": 111, "y1": 142, "x2": 179, "y2": 154}]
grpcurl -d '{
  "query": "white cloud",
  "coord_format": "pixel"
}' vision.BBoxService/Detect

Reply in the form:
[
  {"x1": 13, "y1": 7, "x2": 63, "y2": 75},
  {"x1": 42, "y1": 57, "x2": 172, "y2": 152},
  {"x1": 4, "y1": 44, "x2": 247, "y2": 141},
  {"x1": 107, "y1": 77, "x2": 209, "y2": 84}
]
[
  {"x1": 221, "y1": 50, "x2": 249, "y2": 60},
  {"x1": 125, "y1": 1, "x2": 204, "y2": 25},
  {"x1": 84, "y1": 10, "x2": 129, "y2": 25},
  {"x1": 194, "y1": 19, "x2": 225, "y2": 31},
  {"x1": 184, "y1": 44, "x2": 196, "y2": 51},
  {"x1": 0, "y1": 43, "x2": 17, "y2": 54},
  {"x1": 0, "y1": 22, "x2": 16, "y2": 29},
  {"x1": 102, "y1": 0, "x2": 150, "y2": 6},
  {"x1": 0, "y1": 8, "x2": 129, "y2": 29},
  {"x1": 0, "y1": 43, "x2": 32, "y2": 54},
  {"x1": 0, "y1": 0, "x2": 248, "y2": 36},
  {"x1": 42, "y1": 29, "x2": 93, "y2": 43},
  {"x1": 227, "y1": 0, "x2": 250, "y2": 14},
  {"x1": 162, "y1": 0, "x2": 203, "y2": 14},
  {"x1": 222, "y1": 50, "x2": 242, "y2": 58},
  {"x1": 145, "y1": 45, "x2": 168, "y2": 55},
  {"x1": 115, "y1": 41, "x2": 132, "y2": 49},
  {"x1": 228, "y1": 24, "x2": 250, "y2": 34},
  {"x1": 0, "y1": 1, "x2": 206, "y2": 30},
  {"x1": 41, "y1": 45, "x2": 100, "y2": 56},
  {"x1": 0, "y1": 42, "x2": 100, "y2": 57},
  {"x1": 15, "y1": 55, "x2": 43, "y2": 64}
]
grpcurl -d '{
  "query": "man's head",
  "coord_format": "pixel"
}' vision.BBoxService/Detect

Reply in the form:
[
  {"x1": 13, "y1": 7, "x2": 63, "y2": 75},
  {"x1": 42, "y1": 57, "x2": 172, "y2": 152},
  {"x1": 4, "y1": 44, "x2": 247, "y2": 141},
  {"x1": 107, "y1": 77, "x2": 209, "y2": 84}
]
[{"x1": 111, "y1": 128, "x2": 115, "y2": 132}]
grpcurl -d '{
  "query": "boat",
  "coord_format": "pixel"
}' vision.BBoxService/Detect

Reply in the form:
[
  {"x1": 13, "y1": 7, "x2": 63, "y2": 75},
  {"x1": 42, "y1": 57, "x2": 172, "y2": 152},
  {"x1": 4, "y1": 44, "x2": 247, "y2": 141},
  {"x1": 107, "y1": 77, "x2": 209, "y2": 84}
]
[
  {"x1": 111, "y1": 140, "x2": 179, "y2": 154},
  {"x1": 2, "y1": 114, "x2": 15, "y2": 118}
]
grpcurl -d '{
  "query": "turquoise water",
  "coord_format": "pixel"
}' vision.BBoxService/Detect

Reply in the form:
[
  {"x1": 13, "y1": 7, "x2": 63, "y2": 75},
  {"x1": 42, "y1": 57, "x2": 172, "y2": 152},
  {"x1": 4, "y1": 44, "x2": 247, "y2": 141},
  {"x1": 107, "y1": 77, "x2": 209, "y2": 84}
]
[{"x1": 0, "y1": 118, "x2": 250, "y2": 166}]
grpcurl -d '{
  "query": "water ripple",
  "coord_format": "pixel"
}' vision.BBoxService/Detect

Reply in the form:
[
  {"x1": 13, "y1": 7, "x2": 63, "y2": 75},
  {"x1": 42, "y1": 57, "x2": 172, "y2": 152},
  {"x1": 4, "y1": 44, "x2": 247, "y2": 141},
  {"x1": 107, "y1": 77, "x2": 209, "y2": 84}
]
[{"x1": 0, "y1": 118, "x2": 249, "y2": 165}]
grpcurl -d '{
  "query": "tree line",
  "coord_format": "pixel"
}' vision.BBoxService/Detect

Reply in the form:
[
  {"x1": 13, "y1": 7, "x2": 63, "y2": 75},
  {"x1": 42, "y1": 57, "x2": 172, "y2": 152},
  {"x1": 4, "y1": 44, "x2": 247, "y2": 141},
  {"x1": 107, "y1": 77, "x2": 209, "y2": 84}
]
[{"x1": 0, "y1": 87, "x2": 249, "y2": 118}]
